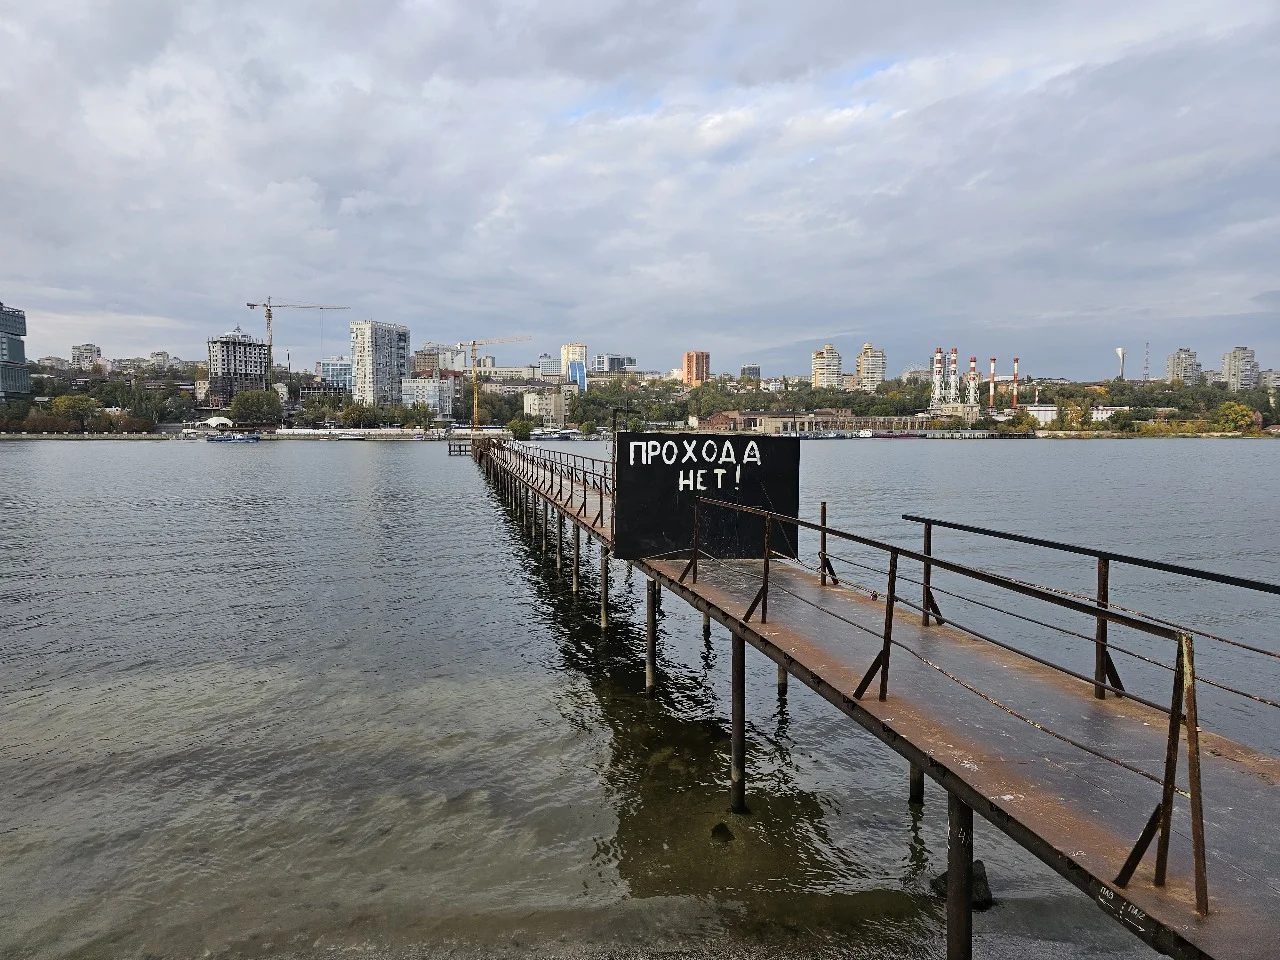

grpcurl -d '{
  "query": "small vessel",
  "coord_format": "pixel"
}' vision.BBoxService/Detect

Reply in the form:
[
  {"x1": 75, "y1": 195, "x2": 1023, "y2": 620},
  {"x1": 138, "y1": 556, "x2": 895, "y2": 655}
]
[{"x1": 207, "y1": 431, "x2": 260, "y2": 443}]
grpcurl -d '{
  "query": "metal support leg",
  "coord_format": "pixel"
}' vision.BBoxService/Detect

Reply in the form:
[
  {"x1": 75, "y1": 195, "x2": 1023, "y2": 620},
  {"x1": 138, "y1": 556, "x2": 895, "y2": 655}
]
[
  {"x1": 910, "y1": 764, "x2": 925, "y2": 807},
  {"x1": 731, "y1": 632, "x2": 746, "y2": 813},
  {"x1": 556, "y1": 513, "x2": 563, "y2": 572},
  {"x1": 572, "y1": 524, "x2": 580, "y2": 593},
  {"x1": 542, "y1": 501, "x2": 548, "y2": 553},
  {"x1": 777, "y1": 662, "x2": 787, "y2": 692},
  {"x1": 948, "y1": 792, "x2": 973, "y2": 960},
  {"x1": 702, "y1": 610, "x2": 711, "y2": 640},
  {"x1": 645, "y1": 580, "x2": 657, "y2": 694},
  {"x1": 599, "y1": 546, "x2": 609, "y2": 628}
]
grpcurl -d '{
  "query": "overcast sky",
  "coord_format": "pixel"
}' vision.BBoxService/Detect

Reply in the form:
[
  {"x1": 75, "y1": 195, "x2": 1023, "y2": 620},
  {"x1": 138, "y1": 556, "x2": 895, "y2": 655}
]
[{"x1": 2, "y1": 1, "x2": 1278, "y2": 379}]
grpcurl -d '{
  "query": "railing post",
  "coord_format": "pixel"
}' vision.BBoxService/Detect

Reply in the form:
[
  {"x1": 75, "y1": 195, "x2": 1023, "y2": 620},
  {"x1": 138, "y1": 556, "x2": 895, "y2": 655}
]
[
  {"x1": 922, "y1": 521, "x2": 934, "y2": 627},
  {"x1": 1181, "y1": 632, "x2": 1210, "y2": 915},
  {"x1": 820, "y1": 500, "x2": 828, "y2": 586},
  {"x1": 1154, "y1": 637, "x2": 1187, "y2": 886},
  {"x1": 948, "y1": 792, "x2": 974, "y2": 960},
  {"x1": 691, "y1": 498, "x2": 700, "y2": 585},
  {"x1": 731, "y1": 631, "x2": 746, "y2": 813},
  {"x1": 1094, "y1": 558, "x2": 1110, "y2": 699},
  {"x1": 878, "y1": 549, "x2": 899, "y2": 701},
  {"x1": 761, "y1": 516, "x2": 771, "y2": 624}
]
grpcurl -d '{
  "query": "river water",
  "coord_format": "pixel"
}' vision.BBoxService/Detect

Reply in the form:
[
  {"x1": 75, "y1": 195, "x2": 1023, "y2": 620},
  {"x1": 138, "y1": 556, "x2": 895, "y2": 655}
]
[{"x1": 1, "y1": 438, "x2": 1276, "y2": 960}]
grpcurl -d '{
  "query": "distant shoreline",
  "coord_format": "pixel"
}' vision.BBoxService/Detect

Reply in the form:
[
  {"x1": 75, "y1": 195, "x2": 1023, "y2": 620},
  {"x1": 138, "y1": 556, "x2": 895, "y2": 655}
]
[{"x1": 1, "y1": 431, "x2": 1274, "y2": 442}]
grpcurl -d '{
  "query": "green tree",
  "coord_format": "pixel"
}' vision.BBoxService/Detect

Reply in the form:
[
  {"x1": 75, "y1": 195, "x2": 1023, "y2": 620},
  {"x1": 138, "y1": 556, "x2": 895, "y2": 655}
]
[
  {"x1": 579, "y1": 421, "x2": 596, "y2": 437},
  {"x1": 1107, "y1": 410, "x2": 1136, "y2": 432},
  {"x1": 507, "y1": 418, "x2": 533, "y2": 441},
  {"x1": 50, "y1": 395, "x2": 102, "y2": 430},
  {"x1": 341, "y1": 403, "x2": 380, "y2": 428},
  {"x1": 1215, "y1": 401, "x2": 1256, "y2": 433},
  {"x1": 229, "y1": 390, "x2": 283, "y2": 424}
]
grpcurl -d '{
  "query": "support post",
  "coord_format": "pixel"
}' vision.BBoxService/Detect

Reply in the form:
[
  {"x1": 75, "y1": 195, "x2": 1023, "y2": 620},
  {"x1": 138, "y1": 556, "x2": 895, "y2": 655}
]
[
  {"x1": 600, "y1": 546, "x2": 609, "y2": 628},
  {"x1": 1181, "y1": 632, "x2": 1210, "y2": 915},
  {"x1": 878, "y1": 549, "x2": 899, "y2": 701},
  {"x1": 572, "y1": 524, "x2": 580, "y2": 594},
  {"x1": 1154, "y1": 638, "x2": 1187, "y2": 887},
  {"x1": 556, "y1": 512, "x2": 563, "y2": 572},
  {"x1": 910, "y1": 764, "x2": 925, "y2": 807},
  {"x1": 542, "y1": 501, "x2": 548, "y2": 554},
  {"x1": 731, "y1": 632, "x2": 746, "y2": 813},
  {"x1": 645, "y1": 580, "x2": 657, "y2": 694},
  {"x1": 820, "y1": 501, "x2": 828, "y2": 586},
  {"x1": 1094, "y1": 558, "x2": 1109, "y2": 699},
  {"x1": 922, "y1": 521, "x2": 934, "y2": 627},
  {"x1": 948, "y1": 792, "x2": 973, "y2": 960},
  {"x1": 777, "y1": 662, "x2": 787, "y2": 692},
  {"x1": 702, "y1": 610, "x2": 711, "y2": 640},
  {"x1": 760, "y1": 516, "x2": 771, "y2": 624}
]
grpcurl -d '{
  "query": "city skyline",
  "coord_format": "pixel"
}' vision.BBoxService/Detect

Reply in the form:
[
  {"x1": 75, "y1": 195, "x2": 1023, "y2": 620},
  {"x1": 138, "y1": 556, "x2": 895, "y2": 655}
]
[{"x1": 3, "y1": 3, "x2": 1278, "y2": 379}]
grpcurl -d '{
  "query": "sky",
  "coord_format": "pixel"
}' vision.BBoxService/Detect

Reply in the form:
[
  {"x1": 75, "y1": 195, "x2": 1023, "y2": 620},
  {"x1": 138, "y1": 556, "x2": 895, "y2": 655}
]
[{"x1": 2, "y1": 0, "x2": 1278, "y2": 380}]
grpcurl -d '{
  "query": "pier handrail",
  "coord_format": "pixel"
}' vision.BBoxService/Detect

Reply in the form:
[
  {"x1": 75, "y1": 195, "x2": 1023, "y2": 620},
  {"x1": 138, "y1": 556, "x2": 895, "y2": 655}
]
[
  {"x1": 687, "y1": 495, "x2": 1212, "y2": 915},
  {"x1": 901, "y1": 514, "x2": 1280, "y2": 596}
]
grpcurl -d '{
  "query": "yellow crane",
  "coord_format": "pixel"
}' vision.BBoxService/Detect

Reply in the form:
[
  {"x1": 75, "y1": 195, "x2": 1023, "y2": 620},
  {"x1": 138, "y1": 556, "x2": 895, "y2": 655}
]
[
  {"x1": 417, "y1": 336, "x2": 532, "y2": 433},
  {"x1": 246, "y1": 298, "x2": 350, "y2": 380}
]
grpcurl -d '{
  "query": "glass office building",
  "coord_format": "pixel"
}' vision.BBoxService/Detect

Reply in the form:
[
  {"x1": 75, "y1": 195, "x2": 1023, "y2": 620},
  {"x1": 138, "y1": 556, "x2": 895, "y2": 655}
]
[{"x1": 0, "y1": 301, "x2": 30, "y2": 404}]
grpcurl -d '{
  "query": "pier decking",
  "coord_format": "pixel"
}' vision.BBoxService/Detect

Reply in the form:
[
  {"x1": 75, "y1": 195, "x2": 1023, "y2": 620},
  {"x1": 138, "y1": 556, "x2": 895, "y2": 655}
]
[{"x1": 473, "y1": 439, "x2": 1280, "y2": 960}]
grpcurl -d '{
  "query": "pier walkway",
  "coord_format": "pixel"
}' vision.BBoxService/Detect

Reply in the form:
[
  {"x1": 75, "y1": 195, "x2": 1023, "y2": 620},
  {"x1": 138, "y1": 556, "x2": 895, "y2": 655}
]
[{"x1": 474, "y1": 440, "x2": 1280, "y2": 960}]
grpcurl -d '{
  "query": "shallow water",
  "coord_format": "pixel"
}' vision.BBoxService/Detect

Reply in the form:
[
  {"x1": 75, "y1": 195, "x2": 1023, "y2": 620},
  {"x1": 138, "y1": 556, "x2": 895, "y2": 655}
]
[{"x1": 1, "y1": 438, "x2": 1276, "y2": 959}]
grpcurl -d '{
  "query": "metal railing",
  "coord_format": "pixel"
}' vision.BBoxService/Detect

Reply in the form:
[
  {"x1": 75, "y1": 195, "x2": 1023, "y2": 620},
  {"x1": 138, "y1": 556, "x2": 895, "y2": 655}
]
[
  {"x1": 903, "y1": 515, "x2": 1280, "y2": 704},
  {"x1": 475, "y1": 440, "x2": 613, "y2": 529},
  {"x1": 680, "y1": 496, "x2": 1219, "y2": 916}
]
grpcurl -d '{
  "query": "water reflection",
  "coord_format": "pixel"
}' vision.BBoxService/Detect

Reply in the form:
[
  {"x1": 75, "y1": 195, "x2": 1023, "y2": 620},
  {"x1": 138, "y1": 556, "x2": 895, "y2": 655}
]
[{"x1": 501, "y1": 489, "x2": 936, "y2": 946}]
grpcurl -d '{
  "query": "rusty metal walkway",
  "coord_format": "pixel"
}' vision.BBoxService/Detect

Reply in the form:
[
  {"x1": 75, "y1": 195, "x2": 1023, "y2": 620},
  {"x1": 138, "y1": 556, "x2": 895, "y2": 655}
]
[{"x1": 474, "y1": 440, "x2": 1280, "y2": 960}]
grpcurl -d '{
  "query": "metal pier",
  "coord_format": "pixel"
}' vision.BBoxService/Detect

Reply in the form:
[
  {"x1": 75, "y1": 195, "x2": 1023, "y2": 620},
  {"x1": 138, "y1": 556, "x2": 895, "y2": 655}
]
[{"x1": 472, "y1": 439, "x2": 1280, "y2": 960}]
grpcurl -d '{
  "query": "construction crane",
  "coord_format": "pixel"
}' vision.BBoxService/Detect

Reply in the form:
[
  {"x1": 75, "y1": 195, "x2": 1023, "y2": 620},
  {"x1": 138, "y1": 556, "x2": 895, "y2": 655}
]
[
  {"x1": 416, "y1": 336, "x2": 532, "y2": 432},
  {"x1": 460, "y1": 336, "x2": 531, "y2": 433},
  {"x1": 246, "y1": 298, "x2": 350, "y2": 380}
]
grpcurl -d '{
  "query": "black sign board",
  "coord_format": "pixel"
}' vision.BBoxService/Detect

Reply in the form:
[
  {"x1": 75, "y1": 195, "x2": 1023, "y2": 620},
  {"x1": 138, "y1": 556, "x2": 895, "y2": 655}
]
[{"x1": 612, "y1": 433, "x2": 800, "y2": 561}]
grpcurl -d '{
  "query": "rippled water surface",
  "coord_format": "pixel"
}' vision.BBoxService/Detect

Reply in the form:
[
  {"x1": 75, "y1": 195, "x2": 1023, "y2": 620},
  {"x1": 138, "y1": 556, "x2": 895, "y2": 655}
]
[{"x1": 2, "y1": 438, "x2": 1276, "y2": 959}]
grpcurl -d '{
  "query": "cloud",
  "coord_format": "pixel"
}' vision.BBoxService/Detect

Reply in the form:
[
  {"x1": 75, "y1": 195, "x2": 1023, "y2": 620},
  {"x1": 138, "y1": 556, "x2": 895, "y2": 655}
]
[{"x1": 1, "y1": 0, "x2": 1277, "y2": 379}]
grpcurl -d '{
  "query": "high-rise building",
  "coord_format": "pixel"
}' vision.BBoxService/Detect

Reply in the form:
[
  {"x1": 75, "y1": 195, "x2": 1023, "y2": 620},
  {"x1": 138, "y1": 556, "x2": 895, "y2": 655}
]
[
  {"x1": 683, "y1": 351, "x2": 711, "y2": 387},
  {"x1": 1259, "y1": 370, "x2": 1279, "y2": 390},
  {"x1": 412, "y1": 345, "x2": 465, "y2": 376},
  {"x1": 207, "y1": 326, "x2": 269, "y2": 406},
  {"x1": 0, "y1": 301, "x2": 30, "y2": 404},
  {"x1": 1165, "y1": 348, "x2": 1201, "y2": 385},
  {"x1": 740, "y1": 363, "x2": 761, "y2": 381},
  {"x1": 811, "y1": 344, "x2": 842, "y2": 388},
  {"x1": 72, "y1": 343, "x2": 102, "y2": 371},
  {"x1": 855, "y1": 343, "x2": 886, "y2": 391},
  {"x1": 590, "y1": 354, "x2": 637, "y2": 374},
  {"x1": 401, "y1": 376, "x2": 456, "y2": 420},
  {"x1": 316, "y1": 356, "x2": 353, "y2": 392},
  {"x1": 560, "y1": 343, "x2": 587, "y2": 375},
  {"x1": 523, "y1": 390, "x2": 567, "y2": 428},
  {"x1": 538, "y1": 353, "x2": 561, "y2": 378},
  {"x1": 351, "y1": 321, "x2": 411, "y2": 406},
  {"x1": 1222, "y1": 347, "x2": 1259, "y2": 392}
]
